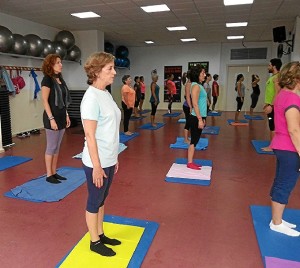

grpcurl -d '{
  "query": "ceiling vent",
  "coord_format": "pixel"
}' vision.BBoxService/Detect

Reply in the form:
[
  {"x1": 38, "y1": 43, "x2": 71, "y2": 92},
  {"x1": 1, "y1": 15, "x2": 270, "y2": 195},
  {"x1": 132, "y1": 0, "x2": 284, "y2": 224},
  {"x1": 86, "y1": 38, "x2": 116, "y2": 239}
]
[{"x1": 230, "y1": 48, "x2": 267, "y2": 60}]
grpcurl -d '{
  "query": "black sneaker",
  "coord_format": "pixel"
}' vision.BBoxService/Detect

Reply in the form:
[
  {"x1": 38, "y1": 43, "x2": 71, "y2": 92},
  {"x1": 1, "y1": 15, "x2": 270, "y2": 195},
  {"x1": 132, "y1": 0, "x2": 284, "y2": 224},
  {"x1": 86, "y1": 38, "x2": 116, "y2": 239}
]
[
  {"x1": 46, "y1": 175, "x2": 61, "y2": 184},
  {"x1": 90, "y1": 240, "x2": 116, "y2": 257},
  {"x1": 54, "y1": 173, "x2": 67, "y2": 181}
]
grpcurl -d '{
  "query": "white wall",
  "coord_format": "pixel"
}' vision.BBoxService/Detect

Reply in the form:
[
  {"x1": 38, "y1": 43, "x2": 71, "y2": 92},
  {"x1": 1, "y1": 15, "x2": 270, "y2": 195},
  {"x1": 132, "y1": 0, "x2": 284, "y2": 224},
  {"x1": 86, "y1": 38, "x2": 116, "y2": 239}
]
[
  {"x1": 291, "y1": 16, "x2": 300, "y2": 61},
  {"x1": 0, "y1": 13, "x2": 104, "y2": 135},
  {"x1": 110, "y1": 43, "x2": 222, "y2": 110}
]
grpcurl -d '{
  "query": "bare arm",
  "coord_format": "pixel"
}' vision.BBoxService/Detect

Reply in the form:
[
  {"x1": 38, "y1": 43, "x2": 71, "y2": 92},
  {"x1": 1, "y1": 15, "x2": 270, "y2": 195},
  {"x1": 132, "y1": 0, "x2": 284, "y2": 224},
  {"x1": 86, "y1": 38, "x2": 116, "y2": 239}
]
[
  {"x1": 41, "y1": 86, "x2": 58, "y2": 130},
  {"x1": 191, "y1": 84, "x2": 205, "y2": 129},
  {"x1": 82, "y1": 119, "x2": 107, "y2": 188},
  {"x1": 151, "y1": 82, "x2": 158, "y2": 103},
  {"x1": 286, "y1": 107, "x2": 300, "y2": 156},
  {"x1": 185, "y1": 82, "x2": 192, "y2": 109}
]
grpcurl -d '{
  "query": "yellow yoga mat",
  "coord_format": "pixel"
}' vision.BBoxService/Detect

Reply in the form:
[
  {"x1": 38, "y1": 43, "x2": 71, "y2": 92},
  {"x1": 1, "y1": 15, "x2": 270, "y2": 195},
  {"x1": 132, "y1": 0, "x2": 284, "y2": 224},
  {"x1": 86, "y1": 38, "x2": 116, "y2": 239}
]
[{"x1": 57, "y1": 215, "x2": 159, "y2": 268}]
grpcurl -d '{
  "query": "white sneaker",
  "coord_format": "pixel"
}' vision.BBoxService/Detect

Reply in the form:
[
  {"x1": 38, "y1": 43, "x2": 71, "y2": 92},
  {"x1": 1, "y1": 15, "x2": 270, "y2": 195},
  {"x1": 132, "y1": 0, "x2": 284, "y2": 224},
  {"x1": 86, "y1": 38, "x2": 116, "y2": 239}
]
[
  {"x1": 270, "y1": 219, "x2": 297, "y2": 229},
  {"x1": 270, "y1": 221, "x2": 300, "y2": 237}
]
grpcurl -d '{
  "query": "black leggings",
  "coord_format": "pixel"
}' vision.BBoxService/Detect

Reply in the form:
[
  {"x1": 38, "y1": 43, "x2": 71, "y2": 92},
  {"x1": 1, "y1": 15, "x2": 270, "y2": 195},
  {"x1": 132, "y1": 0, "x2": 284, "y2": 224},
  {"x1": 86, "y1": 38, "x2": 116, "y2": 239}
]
[
  {"x1": 168, "y1": 94, "x2": 175, "y2": 112},
  {"x1": 151, "y1": 102, "x2": 158, "y2": 116},
  {"x1": 122, "y1": 101, "x2": 133, "y2": 132},
  {"x1": 189, "y1": 115, "x2": 205, "y2": 146},
  {"x1": 183, "y1": 105, "x2": 190, "y2": 130},
  {"x1": 250, "y1": 93, "x2": 260, "y2": 109},
  {"x1": 236, "y1": 97, "x2": 244, "y2": 111},
  {"x1": 212, "y1": 96, "x2": 218, "y2": 106}
]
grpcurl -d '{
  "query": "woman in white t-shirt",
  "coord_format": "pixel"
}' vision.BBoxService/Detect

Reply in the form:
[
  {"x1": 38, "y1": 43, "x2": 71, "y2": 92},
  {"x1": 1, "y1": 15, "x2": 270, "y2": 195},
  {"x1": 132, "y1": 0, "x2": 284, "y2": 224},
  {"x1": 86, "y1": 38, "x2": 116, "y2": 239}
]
[{"x1": 80, "y1": 52, "x2": 121, "y2": 257}]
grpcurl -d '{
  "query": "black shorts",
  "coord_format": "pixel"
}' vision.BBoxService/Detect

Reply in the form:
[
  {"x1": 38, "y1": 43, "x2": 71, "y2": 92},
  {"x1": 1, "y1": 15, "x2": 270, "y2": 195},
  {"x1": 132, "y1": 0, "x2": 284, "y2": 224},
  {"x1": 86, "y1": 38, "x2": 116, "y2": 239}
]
[
  {"x1": 189, "y1": 115, "x2": 205, "y2": 146},
  {"x1": 236, "y1": 97, "x2": 244, "y2": 111},
  {"x1": 140, "y1": 93, "x2": 145, "y2": 100},
  {"x1": 267, "y1": 109, "x2": 275, "y2": 131}
]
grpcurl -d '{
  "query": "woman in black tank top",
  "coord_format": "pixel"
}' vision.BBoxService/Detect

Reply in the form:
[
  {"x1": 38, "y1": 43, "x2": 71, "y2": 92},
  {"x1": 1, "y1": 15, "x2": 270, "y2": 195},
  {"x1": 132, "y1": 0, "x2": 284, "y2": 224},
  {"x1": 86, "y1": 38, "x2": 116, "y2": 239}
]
[{"x1": 250, "y1": 74, "x2": 260, "y2": 115}]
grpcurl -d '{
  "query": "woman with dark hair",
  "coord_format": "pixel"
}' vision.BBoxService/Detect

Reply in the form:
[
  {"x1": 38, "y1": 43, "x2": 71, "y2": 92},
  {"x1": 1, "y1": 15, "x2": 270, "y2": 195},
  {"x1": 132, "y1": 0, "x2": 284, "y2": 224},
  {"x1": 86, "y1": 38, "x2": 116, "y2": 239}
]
[
  {"x1": 211, "y1": 74, "x2": 219, "y2": 111},
  {"x1": 139, "y1": 75, "x2": 146, "y2": 112},
  {"x1": 187, "y1": 65, "x2": 207, "y2": 170},
  {"x1": 269, "y1": 61, "x2": 300, "y2": 237},
  {"x1": 81, "y1": 52, "x2": 121, "y2": 256},
  {"x1": 121, "y1": 75, "x2": 135, "y2": 135},
  {"x1": 234, "y1": 73, "x2": 245, "y2": 122},
  {"x1": 166, "y1": 74, "x2": 176, "y2": 113},
  {"x1": 41, "y1": 54, "x2": 71, "y2": 184},
  {"x1": 250, "y1": 74, "x2": 260, "y2": 115},
  {"x1": 149, "y1": 71, "x2": 160, "y2": 127},
  {"x1": 182, "y1": 70, "x2": 192, "y2": 143}
]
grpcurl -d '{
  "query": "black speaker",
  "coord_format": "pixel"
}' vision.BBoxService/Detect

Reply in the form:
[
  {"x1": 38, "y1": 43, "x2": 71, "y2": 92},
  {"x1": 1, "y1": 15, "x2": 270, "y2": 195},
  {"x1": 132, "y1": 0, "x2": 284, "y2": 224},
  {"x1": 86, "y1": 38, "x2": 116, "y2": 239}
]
[
  {"x1": 277, "y1": 44, "x2": 283, "y2": 58},
  {"x1": 273, "y1": 26, "x2": 286, "y2": 43}
]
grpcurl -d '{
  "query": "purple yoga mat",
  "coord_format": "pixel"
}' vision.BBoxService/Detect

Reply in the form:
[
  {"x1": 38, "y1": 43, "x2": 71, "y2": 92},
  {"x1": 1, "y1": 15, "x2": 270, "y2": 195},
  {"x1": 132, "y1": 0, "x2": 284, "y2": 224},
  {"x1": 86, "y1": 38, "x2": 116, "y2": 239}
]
[{"x1": 265, "y1": 256, "x2": 300, "y2": 268}]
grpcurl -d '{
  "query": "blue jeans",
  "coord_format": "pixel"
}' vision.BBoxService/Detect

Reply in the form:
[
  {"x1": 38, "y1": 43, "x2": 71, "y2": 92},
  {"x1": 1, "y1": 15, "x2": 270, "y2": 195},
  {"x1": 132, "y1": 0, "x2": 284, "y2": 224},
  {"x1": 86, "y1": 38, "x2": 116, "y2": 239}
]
[{"x1": 270, "y1": 149, "x2": 300, "y2": 204}]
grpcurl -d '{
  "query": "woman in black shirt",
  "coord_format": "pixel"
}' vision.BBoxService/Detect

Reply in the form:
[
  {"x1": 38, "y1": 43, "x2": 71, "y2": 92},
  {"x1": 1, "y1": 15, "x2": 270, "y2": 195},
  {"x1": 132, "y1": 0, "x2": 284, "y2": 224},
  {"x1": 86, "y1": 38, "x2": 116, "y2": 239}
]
[
  {"x1": 41, "y1": 54, "x2": 71, "y2": 184},
  {"x1": 250, "y1": 74, "x2": 260, "y2": 115}
]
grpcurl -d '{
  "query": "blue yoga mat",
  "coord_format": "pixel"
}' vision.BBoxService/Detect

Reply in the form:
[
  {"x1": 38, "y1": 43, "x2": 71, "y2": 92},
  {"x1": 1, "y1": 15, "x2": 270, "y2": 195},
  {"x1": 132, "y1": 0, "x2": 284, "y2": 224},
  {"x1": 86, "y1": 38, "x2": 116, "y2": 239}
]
[
  {"x1": 170, "y1": 137, "x2": 208, "y2": 150},
  {"x1": 163, "y1": 112, "x2": 181, "y2": 117},
  {"x1": 0, "y1": 156, "x2": 32, "y2": 171},
  {"x1": 177, "y1": 118, "x2": 186, "y2": 123},
  {"x1": 165, "y1": 158, "x2": 212, "y2": 186},
  {"x1": 130, "y1": 116, "x2": 146, "y2": 121},
  {"x1": 202, "y1": 126, "x2": 220, "y2": 135},
  {"x1": 251, "y1": 140, "x2": 274, "y2": 155},
  {"x1": 4, "y1": 167, "x2": 86, "y2": 202},
  {"x1": 140, "y1": 109, "x2": 151, "y2": 114},
  {"x1": 244, "y1": 114, "x2": 264, "y2": 120},
  {"x1": 139, "y1": 122, "x2": 165, "y2": 130},
  {"x1": 119, "y1": 132, "x2": 140, "y2": 143},
  {"x1": 56, "y1": 215, "x2": 159, "y2": 268},
  {"x1": 207, "y1": 111, "x2": 222, "y2": 116},
  {"x1": 227, "y1": 119, "x2": 248, "y2": 124},
  {"x1": 250, "y1": 205, "x2": 300, "y2": 265}
]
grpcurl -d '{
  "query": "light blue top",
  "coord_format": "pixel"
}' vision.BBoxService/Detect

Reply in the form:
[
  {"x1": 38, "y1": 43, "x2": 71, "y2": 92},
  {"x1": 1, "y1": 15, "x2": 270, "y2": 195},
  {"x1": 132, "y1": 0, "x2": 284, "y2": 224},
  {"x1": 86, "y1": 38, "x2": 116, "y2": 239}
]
[
  {"x1": 191, "y1": 82, "x2": 207, "y2": 117},
  {"x1": 80, "y1": 86, "x2": 121, "y2": 168},
  {"x1": 236, "y1": 82, "x2": 245, "y2": 97}
]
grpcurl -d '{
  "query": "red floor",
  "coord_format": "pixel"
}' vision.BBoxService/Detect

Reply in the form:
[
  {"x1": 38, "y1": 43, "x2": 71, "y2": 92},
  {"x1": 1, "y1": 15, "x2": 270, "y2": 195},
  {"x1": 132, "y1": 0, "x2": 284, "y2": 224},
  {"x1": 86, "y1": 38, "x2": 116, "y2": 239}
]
[{"x1": 1, "y1": 111, "x2": 299, "y2": 268}]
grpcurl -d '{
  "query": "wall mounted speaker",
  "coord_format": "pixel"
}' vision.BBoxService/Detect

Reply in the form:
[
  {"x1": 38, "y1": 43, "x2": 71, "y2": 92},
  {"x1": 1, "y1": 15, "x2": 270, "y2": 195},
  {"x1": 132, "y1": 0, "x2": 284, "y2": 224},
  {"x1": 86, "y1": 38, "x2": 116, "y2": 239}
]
[
  {"x1": 277, "y1": 44, "x2": 283, "y2": 58},
  {"x1": 273, "y1": 26, "x2": 286, "y2": 43}
]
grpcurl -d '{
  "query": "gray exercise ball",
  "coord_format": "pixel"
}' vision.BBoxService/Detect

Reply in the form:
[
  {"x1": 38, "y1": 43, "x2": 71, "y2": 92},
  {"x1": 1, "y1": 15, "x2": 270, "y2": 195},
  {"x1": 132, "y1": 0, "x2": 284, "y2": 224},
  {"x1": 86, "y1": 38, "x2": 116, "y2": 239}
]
[
  {"x1": 53, "y1": 41, "x2": 67, "y2": 58},
  {"x1": 11, "y1": 34, "x2": 28, "y2": 55},
  {"x1": 25, "y1": 34, "x2": 43, "y2": 57},
  {"x1": 0, "y1": 25, "x2": 14, "y2": 53},
  {"x1": 66, "y1": 45, "x2": 81, "y2": 61},
  {"x1": 41, "y1": 39, "x2": 55, "y2": 57},
  {"x1": 55, "y1": 30, "x2": 75, "y2": 50}
]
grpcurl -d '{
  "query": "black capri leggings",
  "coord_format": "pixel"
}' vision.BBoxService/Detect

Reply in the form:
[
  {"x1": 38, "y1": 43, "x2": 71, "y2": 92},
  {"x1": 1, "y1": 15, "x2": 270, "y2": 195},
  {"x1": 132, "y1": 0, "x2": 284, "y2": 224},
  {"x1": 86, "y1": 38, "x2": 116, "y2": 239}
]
[
  {"x1": 122, "y1": 101, "x2": 133, "y2": 132},
  {"x1": 250, "y1": 93, "x2": 260, "y2": 109},
  {"x1": 189, "y1": 115, "x2": 206, "y2": 146},
  {"x1": 151, "y1": 102, "x2": 158, "y2": 116},
  {"x1": 183, "y1": 105, "x2": 190, "y2": 131},
  {"x1": 236, "y1": 97, "x2": 244, "y2": 112}
]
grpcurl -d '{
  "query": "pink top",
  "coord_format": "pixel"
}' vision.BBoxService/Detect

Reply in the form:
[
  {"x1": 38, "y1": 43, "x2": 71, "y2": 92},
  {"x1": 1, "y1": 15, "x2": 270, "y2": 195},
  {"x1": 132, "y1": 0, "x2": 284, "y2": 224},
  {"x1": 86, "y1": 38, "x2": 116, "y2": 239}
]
[
  {"x1": 167, "y1": 80, "x2": 176, "y2": 95},
  {"x1": 271, "y1": 89, "x2": 300, "y2": 152},
  {"x1": 140, "y1": 82, "x2": 146, "y2": 94}
]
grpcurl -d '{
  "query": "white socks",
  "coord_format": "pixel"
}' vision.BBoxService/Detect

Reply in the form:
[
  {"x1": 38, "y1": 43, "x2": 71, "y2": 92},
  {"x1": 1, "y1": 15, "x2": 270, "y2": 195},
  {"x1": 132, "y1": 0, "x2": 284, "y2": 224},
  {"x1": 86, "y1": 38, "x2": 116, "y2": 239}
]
[{"x1": 270, "y1": 221, "x2": 300, "y2": 237}]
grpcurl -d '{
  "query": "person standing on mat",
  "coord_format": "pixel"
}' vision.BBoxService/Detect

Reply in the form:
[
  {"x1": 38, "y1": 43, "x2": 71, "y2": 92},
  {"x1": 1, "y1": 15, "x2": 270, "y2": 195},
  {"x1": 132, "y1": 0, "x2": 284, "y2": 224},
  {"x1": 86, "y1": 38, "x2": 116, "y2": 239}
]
[
  {"x1": 166, "y1": 74, "x2": 176, "y2": 114},
  {"x1": 81, "y1": 52, "x2": 121, "y2": 256},
  {"x1": 269, "y1": 61, "x2": 300, "y2": 237},
  {"x1": 262, "y1": 58, "x2": 282, "y2": 152},
  {"x1": 211, "y1": 74, "x2": 219, "y2": 112},
  {"x1": 133, "y1": 76, "x2": 141, "y2": 118},
  {"x1": 150, "y1": 70, "x2": 160, "y2": 127},
  {"x1": 182, "y1": 70, "x2": 192, "y2": 143},
  {"x1": 234, "y1": 74, "x2": 245, "y2": 122},
  {"x1": 41, "y1": 54, "x2": 71, "y2": 184},
  {"x1": 121, "y1": 75, "x2": 135, "y2": 135},
  {"x1": 249, "y1": 74, "x2": 260, "y2": 116},
  {"x1": 204, "y1": 73, "x2": 212, "y2": 113},
  {"x1": 187, "y1": 65, "x2": 207, "y2": 170},
  {"x1": 139, "y1": 75, "x2": 146, "y2": 112}
]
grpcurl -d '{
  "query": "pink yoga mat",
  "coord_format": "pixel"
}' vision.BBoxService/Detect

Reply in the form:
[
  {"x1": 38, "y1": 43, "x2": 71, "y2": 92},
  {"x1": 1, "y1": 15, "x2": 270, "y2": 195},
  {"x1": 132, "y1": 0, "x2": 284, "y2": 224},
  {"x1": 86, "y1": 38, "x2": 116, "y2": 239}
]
[{"x1": 265, "y1": 256, "x2": 300, "y2": 268}]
